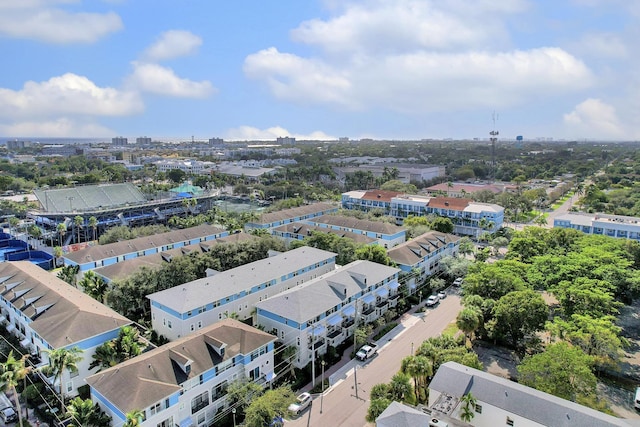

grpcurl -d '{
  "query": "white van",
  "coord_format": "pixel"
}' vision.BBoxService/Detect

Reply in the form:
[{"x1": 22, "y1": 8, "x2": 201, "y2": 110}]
[{"x1": 634, "y1": 387, "x2": 640, "y2": 410}]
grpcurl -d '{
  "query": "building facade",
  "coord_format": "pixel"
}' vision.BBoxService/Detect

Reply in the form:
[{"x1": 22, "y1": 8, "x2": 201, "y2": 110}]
[
  {"x1": 0, "y1": 261, "x2": 131, "y2": 397},
  {"x1": 341, "y1": 190, "x2": 504, "y2": 238},
  {"x1": 147, "y1": 247, "x2": 337, "y2": 341},
  {"x1": 554, "y1": 212, "x2": 640, "y2": 241},
  {"x1": 256, "y1": 260, "x2": 400, "y2": 368},
  {"x1": 244, "y1": 203, "x2": 339, "y2": 232},
  {"x1": 87, "y1": 319, "x2": 276, "y2": 427},
  {"x1": 387, "y1": 231, "x2": 460, "y2": 289}
]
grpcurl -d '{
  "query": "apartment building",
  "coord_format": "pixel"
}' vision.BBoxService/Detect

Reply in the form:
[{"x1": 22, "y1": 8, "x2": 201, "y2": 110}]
[
  {"x1": 147, "y1": 247, "x2": 337, "y2": 341},
  {"x1": 87, "y1": 319, "x2": 276, "y2": 427},
  {"x1": 0, "y1": 261, "x2": 131, "y2": 397},
  {"x1": 256, "y1": 260, "x2": 400, "y2": 368},
  {"x1": 554, "y1": 212, "x2": 640, "y2": 241},
  {"x1": 244, "y1": 203, "x2": 338, "y2": 232}
]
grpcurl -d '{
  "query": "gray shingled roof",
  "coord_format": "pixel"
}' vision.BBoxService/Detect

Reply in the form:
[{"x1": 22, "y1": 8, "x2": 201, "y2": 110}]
[
  {"x1": 387, "y1": 231, "x2": 460, "y2": 267},
  {"x1": 0, "y1": 262, "x2": 130, "y2": 348},
  {"x1": 64, "y1": 224, "x2": 225, "y2": 264},
  {"x1": 86, "y1": 319, "x2": 275, "y2": 414},
  {"x1": 255, "y1": 260, "x2": 400, "y2": 323},
  {"x1": 253, "y1": 202, "x2": 336, "y2": 225},
  {"x1": 430, "y1": 362, "x2": 633, "y2": 427},
  {"x1": 93, "y1": 233, "x2": 255, "y2": 282},
  {"x1": 376, "y1": 401, "x2": 431, "y2": 427},
  {"x1": 147, "y1": 247, "x2": 337, "y2": 313},
  {"x1": 310, "y1": 214, "x2": 404, "y2": 235},
  {"x1": 272, "y1": 222, "x2": 377, "y2": 245}
]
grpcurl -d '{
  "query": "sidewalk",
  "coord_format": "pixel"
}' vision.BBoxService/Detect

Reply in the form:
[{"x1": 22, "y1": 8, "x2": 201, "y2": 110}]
[{"x1": 300, "y1": 299, "x2": 429, "y2": 394}]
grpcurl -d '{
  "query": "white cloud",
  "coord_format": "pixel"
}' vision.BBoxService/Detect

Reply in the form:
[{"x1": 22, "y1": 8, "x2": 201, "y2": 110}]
[
  {"x1": 563, "y1": 98, "x2": 625, "y2": 138},
  {"x1": 0, "y1": 2, "x2": 123, "y2": 44},
  {"x1": 0, "y1": 73, "x2": 143, "y2": 119},
  {"x1": 142, "y1": 30, "x2": 203, "y2": 62},
  {"x1": 0, "y1": 118, "x2": 114, "y2": 138},
  {"x1": 245, "y1": 47, "x2": 593, "y2": 112},
  {"x1": 225, "y1": 125, "x2": 335, "y2": 141},
  {"x1": 292, "y1": 0, "x2": 527, "y2": 55},
  {"x1": 128, "y1": 62, "x2": 215, "y2": 98}
]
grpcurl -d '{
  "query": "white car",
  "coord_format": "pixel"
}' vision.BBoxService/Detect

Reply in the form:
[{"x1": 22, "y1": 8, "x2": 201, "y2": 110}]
[
  {"x1": 425, "y1": 295, "x2": 440, "y2": 306},
  {"x1": 437, "y1": 291, "x2": 447, "y2": 299},
  {"x1": 288, "y1": 392, "x2": 312, "y2": 415},
  {"x1": 453, "y1": 278, "x2": 464, "y2": 287}
]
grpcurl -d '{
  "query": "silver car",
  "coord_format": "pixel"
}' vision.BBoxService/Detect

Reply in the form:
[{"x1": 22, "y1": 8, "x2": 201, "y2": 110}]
[{"x1": 288, "y1": 392, "x2": 312, "y2": 415}]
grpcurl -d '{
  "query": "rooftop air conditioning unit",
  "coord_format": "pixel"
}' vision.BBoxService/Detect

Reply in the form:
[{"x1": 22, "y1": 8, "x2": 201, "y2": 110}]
[{"x1": 429, "y1": 419, "x2": 449, "y2": 427}]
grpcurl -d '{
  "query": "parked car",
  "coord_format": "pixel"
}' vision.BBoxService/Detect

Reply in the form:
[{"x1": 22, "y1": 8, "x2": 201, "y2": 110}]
[
  {"x1": 0, "y1": 392, "x2": 17, "y2": 423},
  {"x1": 425, "y1": 295, "x2": 440, "y2": 306},
  {"x1": 453, "y1": 278, "x2": 464, "y2": 287},
  {"x1": 356, "y1": 343, "x2": 379, "y2": 361},
  {"x1": 437, "y1": 291, "x2": 447, "y2": 299},
  {"x1": 288, "y1": 392, "x2": 312, "y2": 415}
]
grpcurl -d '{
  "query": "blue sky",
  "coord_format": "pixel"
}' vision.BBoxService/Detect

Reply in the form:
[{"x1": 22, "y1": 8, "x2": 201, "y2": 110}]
[{"x1": 0, "y1": 0, "x2": 638, "y2": 141}]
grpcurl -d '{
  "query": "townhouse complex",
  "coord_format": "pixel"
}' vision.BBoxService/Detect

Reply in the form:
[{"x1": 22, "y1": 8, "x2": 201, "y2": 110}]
[
  {"x1": 147, "y1": 247, "x2": 337, "y2": 341},
  {"x1": 341, "y1": 190, "x2": 504, "y2": 238},
  {"x1": 554, "y1": 212, "x2": 640, "y2": 241},
  {"x1": 87, "y1": 319, "x2": 276, "y2": 427}
]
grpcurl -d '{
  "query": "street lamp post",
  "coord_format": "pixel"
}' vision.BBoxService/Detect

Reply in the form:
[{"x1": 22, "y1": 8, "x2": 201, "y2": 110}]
[
  {"x1": 320, "y1": 360, "x2": 326, "y2": 414},
  {"x1": 232, "y1": 408, "x2": 236, "y2": 427}
]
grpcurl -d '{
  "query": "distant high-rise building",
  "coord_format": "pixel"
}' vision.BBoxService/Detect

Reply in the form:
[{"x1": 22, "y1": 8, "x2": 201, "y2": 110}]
[
  {"x1": 136, "y1": 136, "x2": 152, "y2": 145},
  {"x1": 276, "y1": 136, "x2": 295, "y2": 145},
  {"x1": 6, "y1": 140, "x2": 32, "y2": 150},
  {"x1": 209, "y1": 137, "x2": 224, "y2": 145},
  {"x1": 111, "y1": 136, "x2": 128, "y2": 146}
]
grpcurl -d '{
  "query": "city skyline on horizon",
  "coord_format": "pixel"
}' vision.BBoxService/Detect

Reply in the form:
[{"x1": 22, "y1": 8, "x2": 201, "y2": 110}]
[{"x1": 1, "y1": 1, "x2": 639, "y2": 141}]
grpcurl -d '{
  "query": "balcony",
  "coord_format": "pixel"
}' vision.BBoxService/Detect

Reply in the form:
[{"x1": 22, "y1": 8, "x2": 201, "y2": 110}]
[
  {"x1": 362, "y1": 305, "x2": 375, "y2": 316},
  {"x1": 376, "y1": 299, "x2": 388, "y2": 309},
  {"x1": 308, "y1": 339, "x2": 325, "y2": 350},
  {"x1": 327, "y1": 329, "x2": 342, "y2": 339}
]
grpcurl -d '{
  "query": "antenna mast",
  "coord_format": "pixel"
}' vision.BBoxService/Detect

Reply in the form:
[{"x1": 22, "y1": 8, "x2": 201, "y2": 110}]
[{"x1": 490, "y1": 111, "x2": 499, "y2": 182}]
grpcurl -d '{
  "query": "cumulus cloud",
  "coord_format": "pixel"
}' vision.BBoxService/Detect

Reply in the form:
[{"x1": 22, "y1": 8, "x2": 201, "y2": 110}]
[
  {"x1": 128, "y1": 62, "x2": 215, "y2": 98},
  {"x1": 142, "y1": 30, "x2": 203, "y2": 62},
  {"x1": 570, "y1": 32, "x2": 628, "y2": 59},
  {"x1": 0, "y1": 73, "x2": 143, "y2": 119},
  {"x1": 563, "y1": 98, "x2": 625, "y2": 138},
  {"x1": 0, "y1": 2, "x2": 123, "y2": 44},
  {"x1": 0, "y1": 118, "x2": 114, "y2": 138},
  {"x1": 245, "y1": 47, "x2": 593, "y2": 112},
  {"x1": 292, "y1": 0, "x2": 527, "y2": 55},
  {"x1": 225, "y1": 125, "x2": 335, "y2": 141},
  {"x1": 245, "y1": 0, "x2": 594, "y2": 113}
]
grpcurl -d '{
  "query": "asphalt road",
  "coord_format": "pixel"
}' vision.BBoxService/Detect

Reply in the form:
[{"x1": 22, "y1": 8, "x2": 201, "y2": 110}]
[{"x1": 287, "y1": 293, "x2": 462, "y2": 427}]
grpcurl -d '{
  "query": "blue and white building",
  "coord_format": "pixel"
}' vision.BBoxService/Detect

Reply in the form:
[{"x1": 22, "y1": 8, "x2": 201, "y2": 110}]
[
  {"x1": 87, "y1": 319, "x2": 276, "y2": 427},
  {"x1": 147, "y1": 247, "x2": 337, "y2": 341},
  {"x1": 63, "y1": 224, "x2": 228, "y2": 272},
  {"x1": 387, "y1": 231, "x2": 460, "y2": 289},
  {"x1": 243, "y1": 203, "x2": 338, "y2": 232},
  {"x1": 0, "y1": 261, "x2": 131, "y2": 397},
  {"x1": 554, "y1": 212, "x2": 640, "y2": 241},
  {"x1": 256, "y1": 260, "x2": 400, "y2": 368},
  {"x1": 305, "y1": 215, "x2": 406, "y2": 248}
]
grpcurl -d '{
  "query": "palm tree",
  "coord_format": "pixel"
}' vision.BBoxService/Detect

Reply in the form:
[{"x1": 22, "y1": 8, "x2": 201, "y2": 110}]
[
  {"x1": 79, "y1": 271, "x2": 109, "y2": 303},
  {"x1": 57, "y1": 223, "x2": 67, "y2": 246},
  {"x1": 27, "y1": 224, "x2": 42, "y2": 253},
  {"x1": 456, "y1": 308, "x2": 481, "y2": 346},
  {"x1": 89, "y1": 343, "x2": 118, "y2": 372},
  {"x1": 66, "y1": 397, "x2": 97, "y2": 427},
  {"x1": 8, "y1": 217, "x2": 19, "y2": 239},
  {"x1": 73, "y1": 215, "x2": 84, "y2": 244},
  {"x1": 282, "y1": 346, "x2": 297, "y2": 379},
  {"x1": 88, "y1": 216, "x2": 98, "y2": 242},
  {"x1": 123, "y1": 409, "x2": 144, "y2": 427},
  {"x1": 459, "y1": 392, "x2": 477, "y2": 422},
  {"x1": 0, "y1": 351, "x2": 31, "y2": 427},
  {"x1": 400, "y1": 355, "x2": 432, "y2": 403},
  {"x1": 43, "y1": 347, "x2": 84, "y2": 414},
  {"x1": 53, "y1": 246, "x2": 63, "y2": 268}
]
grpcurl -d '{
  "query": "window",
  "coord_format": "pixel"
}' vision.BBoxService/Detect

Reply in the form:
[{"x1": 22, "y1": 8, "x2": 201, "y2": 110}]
[
  {"x1": 197, "y1": 412, "x2": 206, "y2": 425},
  {"x1": 163, "y1": 318, "x2": 166, "y2": 326},
  {"x1": 191, "y1": 391, "x2": 209, "y2": 414},
  {"x1": 190, "y1": 324, "x2": 195, "y2": 332},
  {"x1": 506, "y1": 417, "x2": 514, "y2": 426},
  {"x1": 474, "y1": 404, "x2": 482, "y2": 414},
  {"x1": 157, "y1": 417, "x2": 173, "y2": 427},
  {"x1": 149, "y1": 402, "x2": 162, "y2": 416},
  {"x1": 198, "y1": 321, "x2": 202, "y2": 329},
  {"x1": 167, "y1": 320, "x2": 172, "y2": 329},
  {"x1": 66, "y1": 381, "x2": 73, "y2": 393}
]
